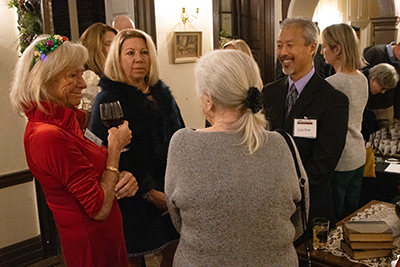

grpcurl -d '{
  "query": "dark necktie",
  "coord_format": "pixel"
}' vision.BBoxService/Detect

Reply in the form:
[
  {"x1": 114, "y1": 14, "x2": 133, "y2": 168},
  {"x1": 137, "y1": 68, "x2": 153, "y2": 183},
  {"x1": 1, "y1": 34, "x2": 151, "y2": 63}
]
[{"x1": 286, "y1": 83, "x2": 298, "y2": 116}]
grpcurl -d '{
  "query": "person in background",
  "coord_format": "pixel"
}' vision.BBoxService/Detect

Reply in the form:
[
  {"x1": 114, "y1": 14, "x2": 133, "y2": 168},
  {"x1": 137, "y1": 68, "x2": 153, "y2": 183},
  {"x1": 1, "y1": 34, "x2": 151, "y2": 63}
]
[
  {"x1": 363, "y1": 41, "x2": 400, "y2": 128},
  {"x1": 165, "y1": 49, "x2": 309, "y2": 266},
  {"x1": 80, "y1": 22, "x2": 118, "y2": 77},
  {"x1": 220, "y1": 38, "x2": 262, "y2": 128},
  {"x1": 79, "y1": 22, "x2": 117, "y2": 114},
  {"x1": 362, "y1": 63, "x2": 399, "y2": 140},
  {"x1": 320, "y1": 23, "x2": 368, "y2": 220},
  {"x1": 10, "y1": 34, "x2": 138, "y2": 267},
  {"x1": 90, "y1": 29, "x2": 184, "y2": 267},
  {"x1": 262, "y1": 17, "x2": 349, "y2": 231},
  {"x1": 222, "y1": 39, "x2": 262, "y2": 85},
  {"x1": 112, "y1": 15, "x2": 135, "y2": 31},
  {"x1": 368, "y1": 63, "x2": 399, "y2": 96},
  {"x1": 223, "y1": 39, "x2": 254, "y2": 59}
]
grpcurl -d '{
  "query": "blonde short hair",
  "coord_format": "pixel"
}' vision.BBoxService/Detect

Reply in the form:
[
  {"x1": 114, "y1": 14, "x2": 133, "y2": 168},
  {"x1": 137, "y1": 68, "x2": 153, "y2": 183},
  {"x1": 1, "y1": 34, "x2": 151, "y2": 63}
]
[
  {"x1": 80, "y1": 22, "x2": 117, "y2": 76},
  {"x1": 322, "y1": 23, "x2": 366, "y2": 71},
  {"x1": 223, "y1": 39, "x2": 254, "y2": 59},
  {"x1": 104, "y1": 29, "x2": 159, "y2": 86},
  {"x1": 10, "y1": 34, "x2": 88, "y2": 115},
  {"x1": 195, "y1": 49, "x2": 267, "y2": 154}
]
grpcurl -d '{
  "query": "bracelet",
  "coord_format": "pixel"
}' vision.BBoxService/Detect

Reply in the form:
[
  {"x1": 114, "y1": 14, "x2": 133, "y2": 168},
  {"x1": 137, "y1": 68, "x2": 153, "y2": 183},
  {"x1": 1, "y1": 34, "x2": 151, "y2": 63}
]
[
  {"x1": 105, "y1": 166, "x2": 120, "y2": 175},
  {"x1": 143, "y1": 191, "x2": 150, "y2": 201}
]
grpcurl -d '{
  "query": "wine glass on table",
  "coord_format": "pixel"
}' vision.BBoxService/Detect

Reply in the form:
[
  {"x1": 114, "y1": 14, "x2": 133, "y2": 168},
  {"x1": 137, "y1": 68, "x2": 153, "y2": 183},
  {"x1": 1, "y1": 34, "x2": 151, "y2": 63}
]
[{"x1": 100, "y1": 101, "x2": 129, "y2": 151}]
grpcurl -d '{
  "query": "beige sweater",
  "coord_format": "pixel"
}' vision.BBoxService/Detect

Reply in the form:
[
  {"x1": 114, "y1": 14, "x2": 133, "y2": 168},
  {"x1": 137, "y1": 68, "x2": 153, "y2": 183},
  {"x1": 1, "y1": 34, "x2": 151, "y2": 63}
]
[
  {"x1": 326, "y1": 71, "x2": 368, "y2": 171},
  {"x1": 165, "y1": 128, "x2": 309, "y2": 267}
]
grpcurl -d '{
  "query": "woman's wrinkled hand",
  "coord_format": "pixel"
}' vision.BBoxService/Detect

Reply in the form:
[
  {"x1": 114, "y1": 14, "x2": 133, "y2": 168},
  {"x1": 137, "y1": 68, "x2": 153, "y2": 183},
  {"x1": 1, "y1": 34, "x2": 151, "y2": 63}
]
[
  {"x1": 115, "y1": 171, "x2": 138, "y2": 199},
  {"x1": 107, "y1": 121, "x2": 132, "y2": 151}
]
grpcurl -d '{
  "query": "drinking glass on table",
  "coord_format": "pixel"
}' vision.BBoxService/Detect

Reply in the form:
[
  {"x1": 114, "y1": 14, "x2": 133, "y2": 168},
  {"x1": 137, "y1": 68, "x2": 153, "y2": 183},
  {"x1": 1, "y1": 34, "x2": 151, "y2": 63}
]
[
  {"x1": 313, "y1": 217, "x2": 330, "y2": 250},
  {"x1": 100, "y1": 101, "x2": 129, "y2": 151}
]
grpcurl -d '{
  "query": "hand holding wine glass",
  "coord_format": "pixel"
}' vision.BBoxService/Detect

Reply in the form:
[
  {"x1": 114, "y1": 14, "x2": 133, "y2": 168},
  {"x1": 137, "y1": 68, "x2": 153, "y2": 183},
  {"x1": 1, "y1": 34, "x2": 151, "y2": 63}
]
[{"x1": 100, "y1": 101, "x2": 130, "y2": 151}]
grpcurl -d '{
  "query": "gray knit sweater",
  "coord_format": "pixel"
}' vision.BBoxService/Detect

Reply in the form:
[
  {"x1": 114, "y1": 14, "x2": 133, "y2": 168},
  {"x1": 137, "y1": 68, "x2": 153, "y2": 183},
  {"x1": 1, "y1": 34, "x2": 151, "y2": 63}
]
[
  {"x1": 165, "y1": 128, "x2": 309, "y2": 267},
  {"x1": 326, "y1": 71, "x2": 368, "y2": 171}
]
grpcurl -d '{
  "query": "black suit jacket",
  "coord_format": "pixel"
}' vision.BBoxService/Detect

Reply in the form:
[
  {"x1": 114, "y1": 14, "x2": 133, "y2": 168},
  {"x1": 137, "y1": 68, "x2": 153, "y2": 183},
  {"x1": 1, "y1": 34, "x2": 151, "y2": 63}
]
[
  {"x1": 262, "y1": 73, "x2": 349, "y2": 225},
  {"x1": 363, "y1": 44, "x2": 400, "y2": 118}
]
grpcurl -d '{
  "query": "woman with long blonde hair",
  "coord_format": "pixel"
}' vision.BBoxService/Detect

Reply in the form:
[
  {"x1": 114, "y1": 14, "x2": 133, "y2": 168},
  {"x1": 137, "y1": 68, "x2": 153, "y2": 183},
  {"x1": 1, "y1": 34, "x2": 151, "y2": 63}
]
[
  {"x1": 321, "y1": 23, "x2": 368, "y2": 220},
  {"x1": 90, "y1": 29, "x2": 184, "y2": 267}
]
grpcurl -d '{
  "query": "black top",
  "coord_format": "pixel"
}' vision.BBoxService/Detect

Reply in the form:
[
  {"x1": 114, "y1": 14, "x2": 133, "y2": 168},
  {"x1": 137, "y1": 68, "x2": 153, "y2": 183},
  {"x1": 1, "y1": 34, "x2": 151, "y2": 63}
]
[{"x1": 90, "y1": 75, "x2": 184, "y2": 255}]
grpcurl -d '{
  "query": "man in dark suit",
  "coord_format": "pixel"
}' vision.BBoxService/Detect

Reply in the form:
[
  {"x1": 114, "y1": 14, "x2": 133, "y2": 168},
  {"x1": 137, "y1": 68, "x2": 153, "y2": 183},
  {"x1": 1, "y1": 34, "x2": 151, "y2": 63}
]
[
  {"x1": 363, "y1": 43, "x2": 400, "y2": 127},
  {"x1": 262, "y1": 17, "x2": 349, "y2": 229}
]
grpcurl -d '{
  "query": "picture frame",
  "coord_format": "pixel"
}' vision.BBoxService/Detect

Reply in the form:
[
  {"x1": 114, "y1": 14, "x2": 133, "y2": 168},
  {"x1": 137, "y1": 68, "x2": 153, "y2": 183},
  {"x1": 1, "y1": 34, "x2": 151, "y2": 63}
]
[{"x1": 173, "y1": 31, "x2": 202, "y2": 64}]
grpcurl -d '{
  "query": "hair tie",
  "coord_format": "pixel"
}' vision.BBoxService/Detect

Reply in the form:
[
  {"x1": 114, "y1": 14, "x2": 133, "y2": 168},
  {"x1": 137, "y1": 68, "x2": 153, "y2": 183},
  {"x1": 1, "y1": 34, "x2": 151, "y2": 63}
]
[{"x1": 245, "y1": 87, "x2": 262, "y2": 114}]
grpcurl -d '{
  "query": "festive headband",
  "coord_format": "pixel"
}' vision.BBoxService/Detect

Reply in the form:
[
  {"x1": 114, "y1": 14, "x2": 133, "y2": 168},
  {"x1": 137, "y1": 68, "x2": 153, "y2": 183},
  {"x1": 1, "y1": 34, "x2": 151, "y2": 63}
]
[{"x1": 31, "y1": 35, "x2": 68, "y2": 69}]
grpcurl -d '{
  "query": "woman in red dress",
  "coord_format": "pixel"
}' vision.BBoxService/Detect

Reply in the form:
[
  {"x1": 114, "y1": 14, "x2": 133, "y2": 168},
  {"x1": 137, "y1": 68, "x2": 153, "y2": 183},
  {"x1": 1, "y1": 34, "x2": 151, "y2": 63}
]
[{"x1": 10, "y1": 34, "x2": 138, "y2": 267}]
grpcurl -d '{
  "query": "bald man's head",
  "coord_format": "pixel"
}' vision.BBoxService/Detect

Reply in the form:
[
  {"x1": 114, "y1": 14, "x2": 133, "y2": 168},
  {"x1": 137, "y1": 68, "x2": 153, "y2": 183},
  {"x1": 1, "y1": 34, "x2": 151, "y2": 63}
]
[{"x1": 112, "y1": 15, "x2": 135, "y2": 31}]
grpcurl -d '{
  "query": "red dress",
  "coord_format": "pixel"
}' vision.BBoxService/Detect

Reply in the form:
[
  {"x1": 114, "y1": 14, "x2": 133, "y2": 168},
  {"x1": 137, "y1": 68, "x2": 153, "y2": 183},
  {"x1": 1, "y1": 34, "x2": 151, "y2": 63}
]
[{"x1": 24, "y1": 102, "x2": 128, "y2": 267}]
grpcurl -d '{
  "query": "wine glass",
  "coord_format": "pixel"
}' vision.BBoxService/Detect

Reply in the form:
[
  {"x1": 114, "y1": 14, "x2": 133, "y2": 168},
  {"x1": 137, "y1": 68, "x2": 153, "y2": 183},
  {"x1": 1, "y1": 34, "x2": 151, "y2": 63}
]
[
  {"x1": 99, "y1": 101, "x2": 129, "y2": 151},
  {"x1": 395, "y1": 200, "x2": 400, "y2": 219}
]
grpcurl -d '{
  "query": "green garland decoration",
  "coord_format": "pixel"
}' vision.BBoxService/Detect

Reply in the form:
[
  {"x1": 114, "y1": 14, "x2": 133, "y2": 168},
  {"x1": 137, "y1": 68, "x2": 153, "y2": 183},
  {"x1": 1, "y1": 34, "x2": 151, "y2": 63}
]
[
  {"x1": 31, "y1": 35, "x2": 68, "y2": 69},
  {"x1": 8, "y1": 0, "x2": 43, "y2": 53}
]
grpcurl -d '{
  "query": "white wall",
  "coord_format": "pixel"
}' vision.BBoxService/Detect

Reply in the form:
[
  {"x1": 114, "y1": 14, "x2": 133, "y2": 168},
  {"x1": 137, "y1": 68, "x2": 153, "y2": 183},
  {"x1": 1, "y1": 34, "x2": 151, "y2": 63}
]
[
  {"x1": 0, "y1": 183, "x2": 40, "y2": 248},
  {"x1": 312, "y1": 0, "x2": 382, "y2": 50},
  {"x1": 105, "y1": 0, "x2": 135, "y2": 26},
  {"x1": 288, "y1": 0, "x2": 320, "y2": 19},
  {"x1": 0, "y1": 4, "x2": 28, "y2": 175},
  {"x1": 154, "y1": 0, "x2": 213, "y2": 129},
  {"x1": 0, "y1": 3, "x2": 40, "y2": 248}
]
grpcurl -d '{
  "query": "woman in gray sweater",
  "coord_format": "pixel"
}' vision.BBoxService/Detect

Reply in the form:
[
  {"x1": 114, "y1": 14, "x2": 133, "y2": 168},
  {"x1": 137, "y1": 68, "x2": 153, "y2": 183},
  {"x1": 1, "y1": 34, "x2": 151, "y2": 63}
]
[
  {"x1": 321, "y1": 24, "x2": 368, "y2": 220},
  {"x1": 165, "y1": 49, "x2": 309, "y2": 266}
]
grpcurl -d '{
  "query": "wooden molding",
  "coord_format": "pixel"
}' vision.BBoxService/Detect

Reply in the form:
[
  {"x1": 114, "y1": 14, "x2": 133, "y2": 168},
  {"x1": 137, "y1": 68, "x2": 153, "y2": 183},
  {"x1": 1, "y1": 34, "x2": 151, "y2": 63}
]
[
  {"x1": 213, "y1": 0, "x2": 220, "y2": 49},
  {"x1": 134, "y1": 0, "x2": 157, "y2": 46},
  {"x1": 0, "y1": 236, "x2": 43, "y2": 267},
  {"x1": 41, "y1": 0, "x2": 54, "y2": 34},
  {"x1": 0, "y1": 170, "x2": 33, "y2": 189},
  {"x1": 282, "y1": 0, "x2": 291, "y2": 21},
  {"x1": 371, "y1": 16, "x2": 400, "y2": 30},
  {"x1": 370, "y1": 16, "x2": 400, "y2": 45}
]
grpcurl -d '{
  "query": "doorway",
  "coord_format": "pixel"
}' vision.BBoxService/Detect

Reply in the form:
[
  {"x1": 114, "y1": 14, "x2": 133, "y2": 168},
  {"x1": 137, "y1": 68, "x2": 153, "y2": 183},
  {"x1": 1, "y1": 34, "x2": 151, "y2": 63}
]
[{"x1": 213, "y1": 0, "x2": 276, "y2": 83}]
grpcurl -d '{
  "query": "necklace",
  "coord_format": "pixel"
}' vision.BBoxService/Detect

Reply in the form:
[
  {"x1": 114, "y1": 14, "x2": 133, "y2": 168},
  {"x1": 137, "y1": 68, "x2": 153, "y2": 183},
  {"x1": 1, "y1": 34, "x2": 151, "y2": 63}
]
[{"x1": 142, "y1": 86, "x2": 150, "y2": 94}]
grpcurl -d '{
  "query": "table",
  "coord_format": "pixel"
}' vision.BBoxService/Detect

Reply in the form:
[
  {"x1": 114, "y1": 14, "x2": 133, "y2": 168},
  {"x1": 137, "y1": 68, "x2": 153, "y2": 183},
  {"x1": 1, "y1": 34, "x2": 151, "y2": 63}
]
[
  {"x1": 359, "y1": 162, "x2": 400, "y2": 208},
  {"x1": 296, "y1": 200, "x2": 398, "y2": 267},
  {"x1": 297, "y1": 239, "x2": 367, "y2": 266}
]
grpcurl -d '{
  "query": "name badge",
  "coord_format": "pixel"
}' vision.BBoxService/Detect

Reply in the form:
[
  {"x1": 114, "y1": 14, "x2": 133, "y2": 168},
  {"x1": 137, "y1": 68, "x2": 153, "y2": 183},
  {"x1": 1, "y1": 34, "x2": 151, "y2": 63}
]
[
  {"x1": 293, "y1": 118, "x2": 317, "y2": 139},
  {"x1": 84, "y1": 129, "x2": 103, "y2": 147}
]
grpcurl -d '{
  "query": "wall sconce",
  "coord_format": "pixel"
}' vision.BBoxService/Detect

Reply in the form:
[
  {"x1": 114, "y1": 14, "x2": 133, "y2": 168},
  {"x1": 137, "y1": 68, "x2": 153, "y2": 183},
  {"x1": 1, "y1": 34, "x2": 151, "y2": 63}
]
[{"x1": 181, "y1": 7, "x2": 199, "y2": 24}]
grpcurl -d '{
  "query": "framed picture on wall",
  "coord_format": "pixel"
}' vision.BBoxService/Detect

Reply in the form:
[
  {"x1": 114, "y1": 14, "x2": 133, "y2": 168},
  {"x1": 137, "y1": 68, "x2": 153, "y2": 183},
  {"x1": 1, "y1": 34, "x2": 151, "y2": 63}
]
[{"x1": 173, "y1": 31, "x2": 202, "y2": 64}]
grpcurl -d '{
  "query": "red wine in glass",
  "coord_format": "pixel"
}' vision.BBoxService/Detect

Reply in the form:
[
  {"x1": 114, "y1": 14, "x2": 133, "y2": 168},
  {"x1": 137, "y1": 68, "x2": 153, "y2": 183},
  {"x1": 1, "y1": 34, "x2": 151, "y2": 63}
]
[
  {"x1": 100, "y1": 101, "x2": 124, "y2": 128},
  {"x1": 102, "y1": 117, "x2": 124, "y2": 128},
  {"x1": 99, "y1": 101, "x2": 129, "y2": 151}
]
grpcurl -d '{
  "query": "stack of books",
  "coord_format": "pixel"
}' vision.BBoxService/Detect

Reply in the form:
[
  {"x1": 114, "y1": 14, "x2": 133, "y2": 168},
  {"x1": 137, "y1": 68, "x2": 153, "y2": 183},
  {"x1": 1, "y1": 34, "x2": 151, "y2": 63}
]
[{"x1": 341, "y1": 221, "x2": 394, "y2": 260}]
